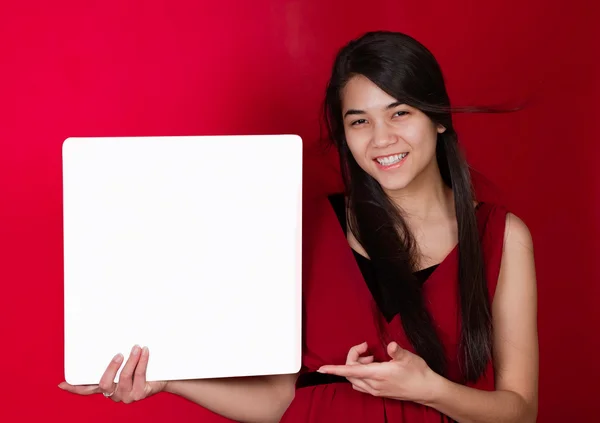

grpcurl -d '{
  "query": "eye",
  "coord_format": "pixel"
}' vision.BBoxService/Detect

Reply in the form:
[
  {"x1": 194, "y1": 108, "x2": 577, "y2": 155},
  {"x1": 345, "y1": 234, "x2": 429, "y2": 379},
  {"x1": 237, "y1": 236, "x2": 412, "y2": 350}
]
[
  {"x1": 393, "y1": 111, "x2": 409, "y2": 118},
  {"x1": 351, "y1": 119, "x2": 368, "y2": 126}
]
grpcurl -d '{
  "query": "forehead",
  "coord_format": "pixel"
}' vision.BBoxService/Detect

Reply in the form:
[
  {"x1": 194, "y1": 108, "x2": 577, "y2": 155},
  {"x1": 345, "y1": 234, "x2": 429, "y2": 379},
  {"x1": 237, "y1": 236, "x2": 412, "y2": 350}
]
[{"x1": 341, "y1": 75, "x2": 398, "y2": 111}]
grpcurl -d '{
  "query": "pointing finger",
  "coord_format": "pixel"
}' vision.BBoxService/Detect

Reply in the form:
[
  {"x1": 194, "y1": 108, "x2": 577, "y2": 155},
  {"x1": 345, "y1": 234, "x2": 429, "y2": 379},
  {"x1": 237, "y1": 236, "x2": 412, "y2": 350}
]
[{"x1": 318, "y1": 363, "x2": 380, "y2": 379}]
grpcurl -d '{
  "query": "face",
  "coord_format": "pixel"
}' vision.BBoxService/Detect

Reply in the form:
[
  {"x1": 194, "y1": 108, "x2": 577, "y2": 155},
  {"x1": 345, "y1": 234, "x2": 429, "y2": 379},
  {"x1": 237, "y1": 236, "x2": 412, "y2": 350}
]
[{"x1": 341, "y1": 75, "x2": 446, "y2": 194}]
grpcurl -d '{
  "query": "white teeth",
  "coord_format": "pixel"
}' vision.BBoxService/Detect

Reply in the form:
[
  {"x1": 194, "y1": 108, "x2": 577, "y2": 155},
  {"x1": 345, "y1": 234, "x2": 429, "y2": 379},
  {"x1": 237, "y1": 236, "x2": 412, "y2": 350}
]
[{"x1": 376, "y1": 153, "x2": 407, "y2": 166}]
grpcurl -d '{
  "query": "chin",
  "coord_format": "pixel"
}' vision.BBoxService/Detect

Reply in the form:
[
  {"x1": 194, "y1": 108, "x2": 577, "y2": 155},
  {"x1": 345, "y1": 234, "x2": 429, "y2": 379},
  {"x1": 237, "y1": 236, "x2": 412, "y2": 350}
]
[
  {"x1": 363, "y1": 158, "x2": 417, "y2": 194},
  {"x1": 373, "y1": 174, "x2": 414, "y2": 193}
]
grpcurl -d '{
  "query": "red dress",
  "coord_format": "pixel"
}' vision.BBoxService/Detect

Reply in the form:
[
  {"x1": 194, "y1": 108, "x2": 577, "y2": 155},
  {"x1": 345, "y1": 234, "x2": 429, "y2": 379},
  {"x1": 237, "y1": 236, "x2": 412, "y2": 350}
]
[{"x1": 280, "y1": 193, "x2": 508, "y2": 422}]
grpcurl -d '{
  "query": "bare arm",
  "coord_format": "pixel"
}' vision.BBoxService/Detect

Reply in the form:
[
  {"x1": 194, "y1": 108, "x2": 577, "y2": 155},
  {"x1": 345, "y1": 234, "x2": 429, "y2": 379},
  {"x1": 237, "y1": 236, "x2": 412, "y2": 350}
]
[
  {"x1": 59, "y1": 345, "x2": 298, "y2": 423},
  {"x1": 424, "y1": 213, "x2": 539, "y2": 422},
  {"x1": 165, "y1": 373, "x2": 298, "y2": 423}
]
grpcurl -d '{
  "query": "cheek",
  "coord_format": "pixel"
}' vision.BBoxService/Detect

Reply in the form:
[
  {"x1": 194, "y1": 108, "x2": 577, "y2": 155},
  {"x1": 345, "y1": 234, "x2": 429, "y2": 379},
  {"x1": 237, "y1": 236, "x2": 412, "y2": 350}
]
[
  {"x1": 405, "y1": 124, "x2": 438, "y2": 158},
  {"x1": 345, "y1": 134, "x2": 370, "y2": 165}
]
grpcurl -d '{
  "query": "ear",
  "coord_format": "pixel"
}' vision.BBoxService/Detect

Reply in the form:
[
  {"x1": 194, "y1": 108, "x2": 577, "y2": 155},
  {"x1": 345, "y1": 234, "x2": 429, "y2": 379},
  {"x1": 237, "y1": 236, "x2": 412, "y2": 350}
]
[{"x1": 437, "y1": 124, "x2": 446, "y2": 134}]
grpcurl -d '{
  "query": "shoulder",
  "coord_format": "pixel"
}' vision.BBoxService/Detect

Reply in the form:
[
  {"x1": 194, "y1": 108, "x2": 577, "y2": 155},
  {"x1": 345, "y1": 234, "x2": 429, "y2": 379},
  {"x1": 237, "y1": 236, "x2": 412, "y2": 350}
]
[
  {"x1": 503, "y1": 212, "x2": 534, "y2": 254},
  {"x1": 479, "y1": 203, "x2": 535, "y2": 268},
  {"x1": 476, "y1": 202, "x2": 532, "y2": 247},
  {"x1": 476, "y1": 203, "x2": 534, "y2": 297},
  {"x1": 495, "y1": 211, "x2": 537, "y2": 301}
]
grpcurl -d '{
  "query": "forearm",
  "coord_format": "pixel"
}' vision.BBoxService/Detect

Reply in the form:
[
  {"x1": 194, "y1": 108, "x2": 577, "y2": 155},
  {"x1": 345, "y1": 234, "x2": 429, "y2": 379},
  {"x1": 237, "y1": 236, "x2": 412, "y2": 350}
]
[
  {"x1": 164, "y1": 374, "x2": 296, "y2": 423},
  {"x1": 423, "y1": 374, "x2": 536, "y2": 423}
]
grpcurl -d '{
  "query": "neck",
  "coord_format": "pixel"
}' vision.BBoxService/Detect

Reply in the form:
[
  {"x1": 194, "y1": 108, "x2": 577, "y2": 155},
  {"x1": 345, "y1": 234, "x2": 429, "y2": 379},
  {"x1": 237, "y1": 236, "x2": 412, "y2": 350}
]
[{"x1": 384, "y1": 163, "x2": 454, "y2": 221}]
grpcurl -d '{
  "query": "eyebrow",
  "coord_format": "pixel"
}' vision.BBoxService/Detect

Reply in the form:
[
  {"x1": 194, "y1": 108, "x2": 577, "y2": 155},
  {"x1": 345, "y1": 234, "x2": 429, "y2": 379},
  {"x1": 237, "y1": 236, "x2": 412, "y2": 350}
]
[{"x1": 343, "y1": 101, "x2": 403, "y2": 118}]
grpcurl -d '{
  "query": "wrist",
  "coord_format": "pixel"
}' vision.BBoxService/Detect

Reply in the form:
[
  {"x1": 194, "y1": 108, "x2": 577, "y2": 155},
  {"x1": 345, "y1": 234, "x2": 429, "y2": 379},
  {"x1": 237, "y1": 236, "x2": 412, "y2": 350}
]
[
  {"x1": 419, "y1": 368, "x2": 447, "y2": 407},
  {"x1": 163, "y1": 380, "x2": 175, "y2": 394}
]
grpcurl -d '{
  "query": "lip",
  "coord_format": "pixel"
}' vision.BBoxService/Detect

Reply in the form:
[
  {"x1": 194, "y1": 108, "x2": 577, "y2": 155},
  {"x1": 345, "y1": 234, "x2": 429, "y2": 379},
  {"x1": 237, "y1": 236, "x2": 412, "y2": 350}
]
[{"x1": 373, "y1": 153, "x2": 409, "y2": 171}]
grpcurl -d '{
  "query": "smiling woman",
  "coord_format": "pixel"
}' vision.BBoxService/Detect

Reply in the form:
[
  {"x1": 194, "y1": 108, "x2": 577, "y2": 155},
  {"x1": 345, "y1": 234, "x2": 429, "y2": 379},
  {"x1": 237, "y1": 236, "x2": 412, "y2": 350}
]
[
  {"x1": 286, "y1": 31, "x2": 538, "y2": 423},
  {"x1": 59, "y1": 31, "x2": 538, "y2": 423},
  {"x1": 341, "y1": 78, "x2": 445, "y2": 192}
]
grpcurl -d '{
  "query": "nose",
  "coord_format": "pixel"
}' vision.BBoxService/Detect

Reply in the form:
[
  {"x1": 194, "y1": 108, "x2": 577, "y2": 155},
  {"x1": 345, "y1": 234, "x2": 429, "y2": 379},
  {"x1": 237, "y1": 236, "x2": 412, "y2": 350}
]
[{"x1": 372, "y1": 122, "x2": 397, "y2": 149}]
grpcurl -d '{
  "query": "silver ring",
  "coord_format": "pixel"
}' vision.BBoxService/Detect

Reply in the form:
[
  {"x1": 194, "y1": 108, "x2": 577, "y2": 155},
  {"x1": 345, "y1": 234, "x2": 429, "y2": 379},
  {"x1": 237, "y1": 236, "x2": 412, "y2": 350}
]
[{"x1": 102, "y1": 386, "x2": 117, "y2": 398}]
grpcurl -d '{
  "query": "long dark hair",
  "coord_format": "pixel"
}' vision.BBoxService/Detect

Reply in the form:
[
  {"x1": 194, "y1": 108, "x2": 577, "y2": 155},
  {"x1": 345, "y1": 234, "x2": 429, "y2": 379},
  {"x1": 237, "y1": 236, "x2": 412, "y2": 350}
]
[{"x1": 323, "y1": 31, "x2": 497, "y2": 382}]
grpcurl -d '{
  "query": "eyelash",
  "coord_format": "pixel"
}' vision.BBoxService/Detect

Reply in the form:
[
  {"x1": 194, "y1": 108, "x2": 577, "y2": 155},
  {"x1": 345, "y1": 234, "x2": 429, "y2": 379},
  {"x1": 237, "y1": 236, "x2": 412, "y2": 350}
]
[{"x1": 350, "y1": 111, "x2": 408, "y2": 126}]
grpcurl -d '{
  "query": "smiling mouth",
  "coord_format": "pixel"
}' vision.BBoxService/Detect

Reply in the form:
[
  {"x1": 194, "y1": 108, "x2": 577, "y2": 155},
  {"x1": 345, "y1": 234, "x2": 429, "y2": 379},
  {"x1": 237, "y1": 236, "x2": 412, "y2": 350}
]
[{"x1": 374, "y1": 152, "x2": 408, "y2": 166}]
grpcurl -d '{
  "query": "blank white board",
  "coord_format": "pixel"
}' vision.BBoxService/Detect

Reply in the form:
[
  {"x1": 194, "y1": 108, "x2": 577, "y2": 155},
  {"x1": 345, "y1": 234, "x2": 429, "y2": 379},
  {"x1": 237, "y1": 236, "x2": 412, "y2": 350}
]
[{"x1": 62, "y1": 135, "x2": 302, "y2": 385}]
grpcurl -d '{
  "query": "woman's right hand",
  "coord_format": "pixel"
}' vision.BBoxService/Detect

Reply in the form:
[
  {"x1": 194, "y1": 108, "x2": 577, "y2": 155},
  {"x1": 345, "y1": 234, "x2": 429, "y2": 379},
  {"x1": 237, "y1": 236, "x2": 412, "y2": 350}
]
[{"x1": 58, "y1": 345, "x2": 168, "y2": 403}]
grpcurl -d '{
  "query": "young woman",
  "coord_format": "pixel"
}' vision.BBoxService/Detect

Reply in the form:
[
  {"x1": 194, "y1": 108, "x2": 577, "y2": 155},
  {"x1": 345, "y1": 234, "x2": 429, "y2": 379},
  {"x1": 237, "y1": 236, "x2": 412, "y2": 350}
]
[{"x1": 59, "y1": 31, "x2": 539, "y2": 423}]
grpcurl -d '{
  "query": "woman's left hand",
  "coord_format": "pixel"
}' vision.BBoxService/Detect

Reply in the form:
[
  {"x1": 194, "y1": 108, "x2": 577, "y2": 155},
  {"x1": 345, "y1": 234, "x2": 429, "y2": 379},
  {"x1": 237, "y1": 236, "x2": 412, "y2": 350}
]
[{"x1": 317, "y1": 341, "x2": 439, "y2": 404}]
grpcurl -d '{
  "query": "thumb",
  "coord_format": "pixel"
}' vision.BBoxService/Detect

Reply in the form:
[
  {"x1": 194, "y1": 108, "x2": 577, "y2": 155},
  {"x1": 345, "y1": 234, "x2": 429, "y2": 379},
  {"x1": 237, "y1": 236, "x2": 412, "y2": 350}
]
[{"x1": 387, "y1": 342, "x2": 406, "y2": 360}]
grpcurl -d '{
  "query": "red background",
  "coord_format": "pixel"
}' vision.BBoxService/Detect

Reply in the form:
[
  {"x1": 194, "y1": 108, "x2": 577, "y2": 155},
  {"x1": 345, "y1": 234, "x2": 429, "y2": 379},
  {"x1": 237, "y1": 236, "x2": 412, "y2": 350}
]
[{"x1": 1, "y1": 1, "x2": 598, "y2": 422}]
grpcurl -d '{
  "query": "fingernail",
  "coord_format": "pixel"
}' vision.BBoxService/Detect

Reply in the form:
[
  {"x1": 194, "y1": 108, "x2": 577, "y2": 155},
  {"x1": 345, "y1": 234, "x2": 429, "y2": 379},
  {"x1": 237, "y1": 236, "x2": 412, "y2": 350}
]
[
  {"x1": 142, "y1": 346, "x2": 149, "y2": 355},
  {"x1": 132, "y1": 345, "x2": 140, "y2": 356},
  {"x1": 113, "y1": 353, "x2": 124, "y2": 363}
]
